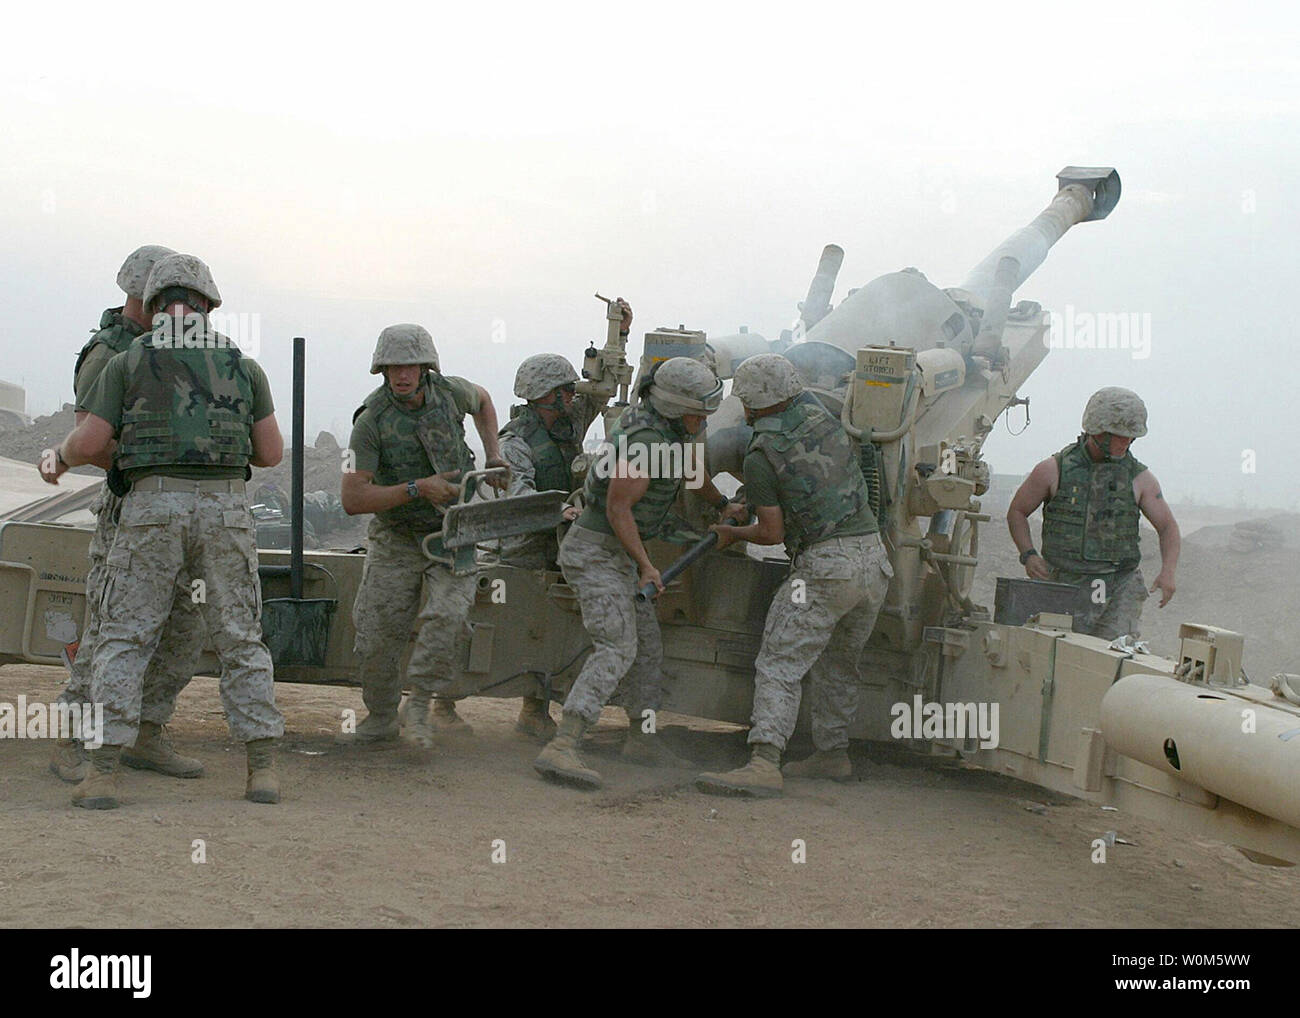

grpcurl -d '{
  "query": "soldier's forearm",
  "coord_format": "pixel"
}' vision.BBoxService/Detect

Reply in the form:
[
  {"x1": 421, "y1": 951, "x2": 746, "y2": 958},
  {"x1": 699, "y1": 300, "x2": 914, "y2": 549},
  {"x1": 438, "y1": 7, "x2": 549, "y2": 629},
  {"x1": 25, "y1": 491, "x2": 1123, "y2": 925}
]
[
  {"x1": 1007, "y1": 510, "x2": 1034, "y2": 554},
  {"x1": 608, "y1": 506, "x2": 651, "y2": 569},
  {"x1": 473, "y1": 407, "x2": 501, "y2": 461},
  {"x1": 1156, "y1": 523, "x2": 1181, "y2": 576}
]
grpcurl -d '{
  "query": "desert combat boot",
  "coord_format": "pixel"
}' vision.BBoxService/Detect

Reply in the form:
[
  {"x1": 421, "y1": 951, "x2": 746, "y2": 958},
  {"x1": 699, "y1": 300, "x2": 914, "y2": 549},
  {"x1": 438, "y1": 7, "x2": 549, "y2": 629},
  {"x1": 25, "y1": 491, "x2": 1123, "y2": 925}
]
[
  {"x1": 336, "y1": 710, "x2": 400, "y2": 746},
  {"x1": 782, "y1": 747, "x2": 853, "y2": 781},
  {"x1": 402, "y1": 691, "x2": 435, "y2": 749},
  {"x1": 515, "y1": 696, "x2": 557, "y2": 740},
  {"x1": 49, "y1": 739, "x2": 91, "y2": 783},
  {"x1": 431, "y1": 697, "x2": 474, "y2": 736},
  {"x1": 122, "y1": 721, "x2": 205, "y2": 778},
  {"x1": 245, "y1": 738, "x2": 280, "y2": 804},
  {"x1": 696, "y1": 743, "x2": 784, "y2": 798},
  {"x1": 622, "y1": 717, "x2": 691, "y2": 768},
  {"x1": 534, "y1": 714, "x2": 602, "y2": 789},
  {"x1": 72, "y1": 746, "x2": 123, "y2": 810}
]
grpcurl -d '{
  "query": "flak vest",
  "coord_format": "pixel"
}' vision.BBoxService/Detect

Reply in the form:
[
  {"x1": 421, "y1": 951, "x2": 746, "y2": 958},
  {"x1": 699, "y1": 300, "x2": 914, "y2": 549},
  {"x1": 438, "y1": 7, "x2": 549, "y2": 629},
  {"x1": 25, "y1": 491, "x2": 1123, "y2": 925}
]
[
  {"x1": 1040, "y1": 439, "x2": 1146, "y2": 574},
  {"x1": 500, "y1": 404, "x2": 579, "y2": 493},
  {"x1": 748, "y1": 400, "x2": 873, "y2": 556},
  {"x1": 115, "y1": 328, "x2": 255, "y2": 472},
  {"x1": 582, "y1": 402, "x2": 687, "y2": 541},
  {"x1": 73, "y1": 308, "x2": 144, "y2": 389},
  {"x1": 355, "y1": 375, "x2": 476, "y2": 534}
]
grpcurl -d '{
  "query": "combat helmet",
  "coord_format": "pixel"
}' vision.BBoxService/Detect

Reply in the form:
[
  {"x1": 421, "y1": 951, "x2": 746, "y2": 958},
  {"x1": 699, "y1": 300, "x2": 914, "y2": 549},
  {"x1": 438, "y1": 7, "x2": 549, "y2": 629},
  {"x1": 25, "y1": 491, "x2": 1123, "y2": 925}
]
[
  {"x1": 116, "y1": 245, "x2": 176, "y2": 300},
  {"x1": 515, "y1": 353, "x2": 579, "y2": 401},
  {"x1": 142, "y1": 253, "x2": 222, "y2": 312},
  {"x1": 731, "y1": 353, "x2": 804, "y2": 409},
  {"x1": 370, "y1": 324, "x2": 439, "y2": 374},
  {"x1": 646, "y1": 357, "x2": 724, "y2": 418},
  {"x1": 1082, "y1": 387, "x2": 1148, "y2": 439}
]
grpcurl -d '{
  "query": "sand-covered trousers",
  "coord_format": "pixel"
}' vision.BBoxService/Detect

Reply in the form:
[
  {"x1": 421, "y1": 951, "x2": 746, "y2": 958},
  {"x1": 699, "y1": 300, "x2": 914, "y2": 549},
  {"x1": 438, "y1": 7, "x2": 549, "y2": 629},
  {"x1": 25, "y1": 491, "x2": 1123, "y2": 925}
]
[
  {"x1": 351, "y1": 518, "x2": 479, "y2": 716},
  {"x1": 748, "y1": 533, "x2": 892, "y2": 752},
  {"x1": 61, "y1": 482, "x2": 204, "y2": 726},
  {"x1": 1049, "y1": 565, "x2": 1148, "y2": 640},
  {"x1": 556, "y1": 524, "x2": 664, "y2": 726},
  {"x1": 92, "y1": 488, "x2": 283, "y2": 747}
]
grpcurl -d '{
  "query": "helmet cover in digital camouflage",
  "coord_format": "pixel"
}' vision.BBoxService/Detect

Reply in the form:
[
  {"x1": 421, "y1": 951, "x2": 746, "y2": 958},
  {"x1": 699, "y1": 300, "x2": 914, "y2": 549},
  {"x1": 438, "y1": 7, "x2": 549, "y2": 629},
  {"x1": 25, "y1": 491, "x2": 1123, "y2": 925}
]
[
  {"x1": 142, "y1": 253, "x2": 222, "y2": 311},
  {"x1": 730, "y1": 353, "x2": 804, "y2": 409},
  {"x1": 117, "y1": 245, "x2": 176, "y2": 300},
  {"x1": 514, "y1": 353, "x2": 578, "y2": 400},
  {"x1": 370, "y1": 324, "x2": 439, "y2": 373},
  {"x1": 1082, "y1": 386, "x2": 1148, "y2": 438}
]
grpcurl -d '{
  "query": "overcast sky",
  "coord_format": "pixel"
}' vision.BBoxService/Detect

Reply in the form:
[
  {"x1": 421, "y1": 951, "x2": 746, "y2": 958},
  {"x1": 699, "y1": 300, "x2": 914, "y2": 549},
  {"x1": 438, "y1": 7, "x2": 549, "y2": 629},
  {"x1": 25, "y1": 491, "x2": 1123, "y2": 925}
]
[{"x1": 2, "y1": 0, "x2": 1296, "y2": 507}]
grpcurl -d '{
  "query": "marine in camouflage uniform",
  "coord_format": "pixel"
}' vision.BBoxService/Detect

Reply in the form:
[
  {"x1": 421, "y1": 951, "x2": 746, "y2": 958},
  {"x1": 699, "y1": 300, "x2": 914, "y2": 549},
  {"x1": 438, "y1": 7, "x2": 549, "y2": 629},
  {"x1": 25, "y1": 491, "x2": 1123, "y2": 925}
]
[
  {"x1": 534, "y1": 357, "x2": 731, "y2": 790},
  {"x1": 499, "y1": 351, "x2": 610, "y2": 739},
  {"x1": 341, "y1": 324, "x2": 508, "y2": 749},
  {"x1": 46, "y1": 253, "x2": 286, "y2": 809},
  {"x1": 50, "y1": 244, "x2": 208, "y2": 784},
  {"x1": 1008, "y1": 387, "x2": 1180, "y2": 640},
  {"x1": 696, "y1": 354, "x2": 889, "y2": 798}
]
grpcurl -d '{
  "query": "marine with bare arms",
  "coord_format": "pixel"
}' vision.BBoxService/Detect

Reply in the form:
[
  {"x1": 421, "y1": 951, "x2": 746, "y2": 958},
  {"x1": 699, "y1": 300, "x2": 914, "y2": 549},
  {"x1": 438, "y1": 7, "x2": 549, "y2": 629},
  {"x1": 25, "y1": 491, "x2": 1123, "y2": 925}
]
[{"x1": 1006, "y1": 387, "x2": 1180, "y2": 639}]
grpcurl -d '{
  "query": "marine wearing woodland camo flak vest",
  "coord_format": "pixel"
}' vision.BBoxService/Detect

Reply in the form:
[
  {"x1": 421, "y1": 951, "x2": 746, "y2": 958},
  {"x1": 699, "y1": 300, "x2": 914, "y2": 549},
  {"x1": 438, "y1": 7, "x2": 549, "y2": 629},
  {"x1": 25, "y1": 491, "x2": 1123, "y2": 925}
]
[
  {"x1": 695, "y1": 354, "x2": 892, "y2": 799},
  {"x1": 1007, "y1": 387, "x2": 1181, "y2": 639},
  {"x1": 340, "y1": 324, "x2": 509, "y2": 749},
  {"x1": 50, "y1": 244, "x2": 210, "y2": 788},
  {"x1": 44, "y1": 253, "x2": 287, "y2": 810},
  {"x1": 497, "y1": 323, "x2": 628, "y2": 739},
  {"x1": 534, "y1": 356, "x2": 738, "y2": 792}
]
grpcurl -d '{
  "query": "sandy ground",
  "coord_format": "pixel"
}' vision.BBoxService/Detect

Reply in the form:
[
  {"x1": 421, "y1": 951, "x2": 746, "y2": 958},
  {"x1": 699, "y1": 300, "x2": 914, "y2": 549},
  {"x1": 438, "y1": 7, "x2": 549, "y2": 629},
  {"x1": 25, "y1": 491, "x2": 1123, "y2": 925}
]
[{"x1": 2, "y1": 664, "x2": 1297, "y2": 929}]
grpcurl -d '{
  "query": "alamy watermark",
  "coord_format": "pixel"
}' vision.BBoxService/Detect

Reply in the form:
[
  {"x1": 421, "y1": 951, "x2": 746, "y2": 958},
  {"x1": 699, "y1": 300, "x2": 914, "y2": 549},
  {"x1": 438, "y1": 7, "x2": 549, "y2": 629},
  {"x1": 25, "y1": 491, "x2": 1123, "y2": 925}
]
[
  {"x1": 1044, "y1": 305, "x2": 1151, "y2": 360},
  {"x1": 890, "y1": 695, "x2": 999, "y2": 749},
  {"x1": 150, "y1": 311, "x2": 262, "y2": 357},
  {"x1": 588, "y1": 434, "x2": 707, "y2": 489},
  {"x1": 0, "y1": 697, "x2": 104, "y2": 748}
]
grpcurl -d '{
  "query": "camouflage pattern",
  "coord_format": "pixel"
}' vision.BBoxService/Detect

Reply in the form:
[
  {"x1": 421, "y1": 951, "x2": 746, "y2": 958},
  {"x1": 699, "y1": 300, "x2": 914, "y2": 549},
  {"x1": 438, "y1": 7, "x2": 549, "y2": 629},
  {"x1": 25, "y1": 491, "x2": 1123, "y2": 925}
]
[
  {"x1": 73, "y1": 309, "x2": 145, "y2": 393},
  {"x1": 555, "y1": 526, "x2": 664, "y2": 725},
  {"x1": 370, "y1": 324, "x2": 439, "y2": 373},
  {"x1": 115, "y1": 329, "x2": 255, "y2": 472},
  {"x1": 731, "y1": 353, "x2": 804, "y2": 410},
  {"x1": 59, "y1": 484, "x2": 202, "y2": 725},
  {"x1": 748, "y1": 400, "x2": 874, "y2": 556},
  {"x1": 1041, "y1": 440, "x2": 1146, "y2": 574},
  {"x1": 92, "y1": 490, "x2": 283, "y2": 746},
  {"x1": 1081, "y1": 386, "x2": 1148, "y2": 438},
  {"x1": 513, "y1": 353, "x2": 578, "y2": 400},
  {"x1": 500, "y1": 394, "x2": 600, "y2": 568},
  {"x1": 1049, "y1": 565, "x2": 1149, "y2": 639},
  {"x1": 581, "y1": 402, "x2": 687, "y2": 540},
  {"x1": 747, "y1": 534, "x2": 892, "y2": 752},
  {"x1": 351, "y1": 517, "x2": 479, "y2": 716},
  {"x1": 142, "y1": 253, "x2": 221, "y2": 310},
  {"x1": 115, "y1": 245, "x2": 176, "y2": 300},
  {"x1": 355, "y1": 376, "x2": 476, "y2": 534},
  {"x1": 646, "y1": 356, "x2": 724, "y2": 418}
]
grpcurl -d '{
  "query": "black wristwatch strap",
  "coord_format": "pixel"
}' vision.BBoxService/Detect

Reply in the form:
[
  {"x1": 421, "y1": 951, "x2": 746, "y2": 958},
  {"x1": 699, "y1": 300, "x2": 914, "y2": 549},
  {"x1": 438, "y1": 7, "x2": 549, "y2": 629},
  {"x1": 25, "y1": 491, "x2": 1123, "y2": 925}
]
[{"x1": 1020, "y1": 547, "x2": 1038, "y2": 565}]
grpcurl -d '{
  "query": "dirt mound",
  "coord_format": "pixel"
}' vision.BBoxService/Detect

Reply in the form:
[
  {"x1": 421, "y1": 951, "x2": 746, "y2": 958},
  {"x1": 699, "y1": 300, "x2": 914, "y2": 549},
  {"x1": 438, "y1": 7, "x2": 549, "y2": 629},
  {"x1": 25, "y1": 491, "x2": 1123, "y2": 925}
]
[{"x1": 0, "y1": 405, "x2": 96, "y2": 475}]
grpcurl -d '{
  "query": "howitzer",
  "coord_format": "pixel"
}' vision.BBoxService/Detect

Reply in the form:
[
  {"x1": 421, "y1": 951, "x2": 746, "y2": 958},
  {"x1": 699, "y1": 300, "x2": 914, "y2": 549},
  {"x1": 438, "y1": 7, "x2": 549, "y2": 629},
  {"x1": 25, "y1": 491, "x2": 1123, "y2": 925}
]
[{"x1": 9, "y1": 164, "x2": 1300, "y2": 864}]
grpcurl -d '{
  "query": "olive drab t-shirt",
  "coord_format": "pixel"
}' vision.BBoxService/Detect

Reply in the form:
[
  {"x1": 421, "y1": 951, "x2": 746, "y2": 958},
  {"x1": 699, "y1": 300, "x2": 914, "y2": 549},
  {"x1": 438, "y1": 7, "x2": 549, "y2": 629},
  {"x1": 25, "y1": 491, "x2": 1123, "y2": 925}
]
[{"x1": 82, "y1": 347, "x2": 275, "y2": 482}]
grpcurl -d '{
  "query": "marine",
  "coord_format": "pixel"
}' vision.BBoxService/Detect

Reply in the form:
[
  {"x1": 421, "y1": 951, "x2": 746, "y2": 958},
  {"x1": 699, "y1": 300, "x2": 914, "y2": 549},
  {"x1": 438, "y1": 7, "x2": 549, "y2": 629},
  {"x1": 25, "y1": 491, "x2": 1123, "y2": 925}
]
[
  {"x1": 44, "y1": 253, "x2": 287, "y2": 808},
  {"x1": 1007, "y1": 386, "x2": 1180, "y2": 639},
  {"x1": 340, "y1": 324, "x2": 508, "y2": 748},
  {"x1": 49, "y1": 244, "x2": 208, "y2": 785},
  {"x1": 497, "y1": 305, "x2": 630, "y2": 736},
  {"x1": 534, "y1": 356, "x2": 735, "y2": 790},
  {"x1": 696, "y1": 354, "x2": 891, "y2": 798}
]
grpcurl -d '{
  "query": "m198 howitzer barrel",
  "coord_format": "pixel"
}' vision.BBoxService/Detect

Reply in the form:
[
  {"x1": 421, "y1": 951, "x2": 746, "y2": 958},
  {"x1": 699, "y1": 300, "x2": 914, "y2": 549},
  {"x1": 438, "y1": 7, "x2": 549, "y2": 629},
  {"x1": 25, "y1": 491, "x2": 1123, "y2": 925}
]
[
  {"x1": 961, "y1": 167, "x2": 1121, "y2": 304},
  {"x1": 635, "y1": 531, "x2": 719, "y2": 602}
]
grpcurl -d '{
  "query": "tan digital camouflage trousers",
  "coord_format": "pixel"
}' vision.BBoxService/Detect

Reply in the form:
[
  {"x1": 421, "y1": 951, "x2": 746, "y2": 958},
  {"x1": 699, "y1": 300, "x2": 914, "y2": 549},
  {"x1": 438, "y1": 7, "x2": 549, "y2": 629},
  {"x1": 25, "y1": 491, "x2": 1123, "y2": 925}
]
[
  {"x1": 555, "y1": 524, "x2": 663, "y2": 725},
  {"x1": 62, "y1": 482, "x2": 204, "y2": 726},
  {"x1": 351, "y1": 518, "x2": 479, "y2": 718},
  {"x1": 749, "y1": 533, "x2": 892, "y2": 752},
  {"x1": 93, "y1": 489, "x2": 283, "y2": 747},
  {"x1": 1049, "y1": 565, "x2": 1148, "y2": 640}
]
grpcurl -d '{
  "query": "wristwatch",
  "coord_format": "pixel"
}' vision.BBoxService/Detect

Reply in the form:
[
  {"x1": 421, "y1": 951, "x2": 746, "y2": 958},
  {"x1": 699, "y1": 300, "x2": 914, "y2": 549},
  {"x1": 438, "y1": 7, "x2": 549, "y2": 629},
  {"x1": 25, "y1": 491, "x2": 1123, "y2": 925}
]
[
  {"x1": 713, "y1": 493, "x2": 731, "y2": 511},
  {"x1": 1019, "y1": 547, "x2": 1038, "y2": 565},
  {"x1": 406, "y1": 480, "x2": 419, "y2": 500}
]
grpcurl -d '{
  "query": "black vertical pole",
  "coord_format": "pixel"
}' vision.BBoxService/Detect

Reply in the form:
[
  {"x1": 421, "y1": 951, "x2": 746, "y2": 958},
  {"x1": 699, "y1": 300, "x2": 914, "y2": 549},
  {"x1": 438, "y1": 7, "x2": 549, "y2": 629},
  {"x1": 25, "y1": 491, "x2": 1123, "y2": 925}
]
[{"x1": 291, "y1": 336, "x2": 305, "y2": 600}]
